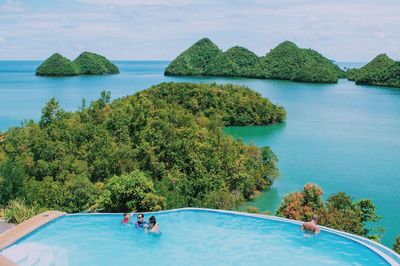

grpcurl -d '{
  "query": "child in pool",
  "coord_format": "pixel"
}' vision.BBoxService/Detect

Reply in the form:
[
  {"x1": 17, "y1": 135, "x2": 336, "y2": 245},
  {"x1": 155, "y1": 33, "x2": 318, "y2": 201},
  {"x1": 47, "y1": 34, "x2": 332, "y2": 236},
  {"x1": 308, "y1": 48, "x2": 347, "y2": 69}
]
[{"x1": 122, "y1": 213, "x2": 131, "y2": 224}]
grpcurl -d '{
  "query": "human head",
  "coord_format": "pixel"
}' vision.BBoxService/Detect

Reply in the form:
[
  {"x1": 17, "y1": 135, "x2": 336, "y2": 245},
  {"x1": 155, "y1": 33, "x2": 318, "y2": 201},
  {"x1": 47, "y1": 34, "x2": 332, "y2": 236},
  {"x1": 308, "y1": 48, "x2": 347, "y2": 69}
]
[
  {"x1": 124, "y1": 213, "x2": 130, "y2": 219},
  {"x1": 149, "y1": 216, "x2": 156, "y2": 226},
  {"x1": 312, "y1": 214, "x2": 319, "y2": 223},
  {"x1": 137, "y1": 213, "x2": 144, "y2": 222}
]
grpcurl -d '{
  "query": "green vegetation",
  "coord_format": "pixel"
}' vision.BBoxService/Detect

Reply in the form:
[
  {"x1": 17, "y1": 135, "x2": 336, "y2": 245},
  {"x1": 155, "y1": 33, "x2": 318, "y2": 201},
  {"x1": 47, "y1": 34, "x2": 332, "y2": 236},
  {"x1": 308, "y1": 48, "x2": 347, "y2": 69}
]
[
  {"x1": 164, "y1": 38, "x2": 221, "y2": 75},
  {"x1": 346, "y1": 54, "x2": 400, "y2": 88},
  {"x1": 394, "y1": 236, "x2": 400, "y2": 254},
  {"x1": 0, "y1": 199, "x2": 44, "y2": 224},
  {"x1": 258, "y1": 41, "x2": 344, "y2": 83},
  {"x1": 276, "y1": 183, "x2": 381, "y2": 240},
  {"x1": 0, "y1": 82, "x2": 285, "y2": 213},
  {"x1": 36, "y1": 52, "x2": 119, "y2": 76},
  {"x1": 35, "y1": 53, "x2": 79, "y2": 76},
  {"x1": 73, "y1": 52, "x2": 119, "y2": 75},
  {"x1": 96, "y1": 170, "x2": 165, "y2": 212},
  {"x1": 165, "y1": 38, "x2": 344, "y2": 83},
  {"x1": 206, "y1": 46, "x2": 261, "y2": 77}
]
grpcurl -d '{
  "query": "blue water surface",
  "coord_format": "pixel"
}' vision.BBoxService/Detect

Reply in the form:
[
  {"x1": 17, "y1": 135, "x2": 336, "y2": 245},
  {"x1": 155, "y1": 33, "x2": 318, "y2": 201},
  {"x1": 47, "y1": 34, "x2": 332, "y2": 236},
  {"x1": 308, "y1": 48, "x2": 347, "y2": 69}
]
[
  {"x1": 0, "y1": 61, "x2": 399, "y2": 247},
  {"x1": 0, "y1": 210, "x2": 390, "y2": 265}
]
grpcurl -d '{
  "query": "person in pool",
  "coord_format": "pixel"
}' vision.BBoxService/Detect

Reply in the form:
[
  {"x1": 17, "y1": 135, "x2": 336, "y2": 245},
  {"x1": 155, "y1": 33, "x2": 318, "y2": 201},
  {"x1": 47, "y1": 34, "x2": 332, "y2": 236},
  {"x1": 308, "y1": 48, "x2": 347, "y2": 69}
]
[
  {"x1": 301, "y1": 214, "x2": 320, "y2": 234},
  {"x1": 145, "y1": 215, "x2": 160, "y2": 234},
  {"x1": 122, "y1": 213, "x2": 131, "y2": 225},
  {"x1": 135, "y1": 213, "x2": 148, "y2": 228}
]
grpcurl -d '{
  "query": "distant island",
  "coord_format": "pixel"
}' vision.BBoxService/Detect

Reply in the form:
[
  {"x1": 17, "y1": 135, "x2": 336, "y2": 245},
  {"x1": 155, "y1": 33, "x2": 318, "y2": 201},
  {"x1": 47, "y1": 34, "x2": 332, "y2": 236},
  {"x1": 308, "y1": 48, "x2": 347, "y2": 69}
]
[
  {"x1": 347, "y1": 54, "x2": 400, "y2": 88},
  {"x1": 36, "y1": 52, "x2": 119, "y2": 76},
  {"x1": 164, "y1": 38, "x2": 344, "y2": 83}
]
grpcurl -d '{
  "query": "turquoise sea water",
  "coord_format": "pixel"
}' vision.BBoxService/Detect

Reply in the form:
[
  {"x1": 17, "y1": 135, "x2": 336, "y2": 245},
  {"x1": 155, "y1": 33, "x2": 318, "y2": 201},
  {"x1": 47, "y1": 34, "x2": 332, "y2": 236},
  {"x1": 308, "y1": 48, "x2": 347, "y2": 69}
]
[
  {"x1": 0, "y1": 210, "x2": 391, "y2": 265},
  {"x1": 0, "y1": 61, "x2": 399, "y2": 247}
]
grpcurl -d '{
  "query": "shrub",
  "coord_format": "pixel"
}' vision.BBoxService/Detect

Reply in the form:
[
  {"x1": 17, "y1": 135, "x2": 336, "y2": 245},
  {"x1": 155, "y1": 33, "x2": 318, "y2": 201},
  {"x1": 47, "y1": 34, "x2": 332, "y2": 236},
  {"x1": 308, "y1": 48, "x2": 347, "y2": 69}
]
[
  {"x1": 393, "y1": 236, "x2": 400, "y2": 254},
  {"x1": 0, "y1": 199, "x2": 44, "y2": 224}
]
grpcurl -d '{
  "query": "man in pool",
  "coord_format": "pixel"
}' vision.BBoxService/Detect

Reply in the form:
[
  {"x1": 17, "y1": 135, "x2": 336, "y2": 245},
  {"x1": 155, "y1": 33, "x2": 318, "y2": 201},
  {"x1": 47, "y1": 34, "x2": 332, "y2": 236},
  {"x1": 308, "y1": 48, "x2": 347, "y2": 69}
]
[
  {"x1": 135, "y1": 213, "x2": 147, "y2": 228},
  {"x1": 301, "y1": 214, "x2": 320, "y2": 234}
]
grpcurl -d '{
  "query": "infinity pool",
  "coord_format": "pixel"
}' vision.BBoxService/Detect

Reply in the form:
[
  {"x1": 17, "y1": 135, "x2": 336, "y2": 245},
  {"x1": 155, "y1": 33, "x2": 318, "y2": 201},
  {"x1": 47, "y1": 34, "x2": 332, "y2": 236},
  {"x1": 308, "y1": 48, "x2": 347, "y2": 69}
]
[{"x1": 1, "y1": 209, "x2": 397, "y2": 265}]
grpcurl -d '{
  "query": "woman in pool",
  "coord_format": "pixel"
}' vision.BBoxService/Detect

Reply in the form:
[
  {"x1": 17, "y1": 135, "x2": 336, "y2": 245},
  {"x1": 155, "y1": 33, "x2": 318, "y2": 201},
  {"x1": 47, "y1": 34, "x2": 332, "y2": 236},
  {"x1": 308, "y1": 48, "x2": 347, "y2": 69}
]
[{"x1": 145, "y1": 216, "x2": 160, "y2": 234}]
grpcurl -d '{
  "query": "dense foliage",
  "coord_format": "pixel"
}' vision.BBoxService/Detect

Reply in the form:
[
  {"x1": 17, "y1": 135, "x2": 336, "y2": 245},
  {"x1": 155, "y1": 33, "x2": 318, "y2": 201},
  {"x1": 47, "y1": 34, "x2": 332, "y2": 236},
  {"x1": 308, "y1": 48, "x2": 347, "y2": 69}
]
[
  {"x1": 0, "y1": 199, "x2": 44, "y2": 224},
  {"x1": 36, "y1": 52, "x2": 119, "y2": 76},
  {"x1": 346, "y1": 54, "x2": 400, "y2": 88},
  {"x1": 258, "y1": 41, "x2": 344, "y2": 83},
  {"x1": 96, "y1": 171, "x2": 165, "y2": 212},
  {"x1": 35, "y1": 53, "x2": 79, "y2": 76},
  {"x1": 73, "y1": 52, "x2": 119, "y2": 75},
  {"x1": 164, "y1": 38, "x2": 221, "y2": 75},
  {"x1": 0, "y1": 82, "x2": 285, "y2": 213},
  {"x1": 394, "y1": 236, "x2": 400, "y2": 254},
  {"x1": 165, "y1": 38, "x2": 344, "y2": 83},
  {"x1": 276, "y1": 184, "x2": 381, "y2": 239},
  {"x1": 206, "y1": 46, "x2": 261, "y2": 77}
]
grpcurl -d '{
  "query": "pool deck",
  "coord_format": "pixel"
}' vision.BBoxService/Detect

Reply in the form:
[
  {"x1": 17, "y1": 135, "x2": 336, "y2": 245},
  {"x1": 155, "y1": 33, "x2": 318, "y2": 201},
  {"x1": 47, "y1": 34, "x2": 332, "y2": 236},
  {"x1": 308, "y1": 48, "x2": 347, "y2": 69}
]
[{"x1": 0, "y1": 210, "x2": 66, "y2": 265}]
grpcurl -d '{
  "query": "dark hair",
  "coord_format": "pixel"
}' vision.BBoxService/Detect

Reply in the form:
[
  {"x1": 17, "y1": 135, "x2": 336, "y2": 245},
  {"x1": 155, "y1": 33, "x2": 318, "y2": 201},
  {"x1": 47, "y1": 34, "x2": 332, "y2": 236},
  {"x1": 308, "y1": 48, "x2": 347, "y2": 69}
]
[
  {"x1": 138, "y1": 213, "x2": 144, "y2": 219},
  {"x1": 124, "y1": 213, "x2": 128, "y2": 216},
  {"x1": 149, "y1": 216, "x2": 156, "y2": 224}
]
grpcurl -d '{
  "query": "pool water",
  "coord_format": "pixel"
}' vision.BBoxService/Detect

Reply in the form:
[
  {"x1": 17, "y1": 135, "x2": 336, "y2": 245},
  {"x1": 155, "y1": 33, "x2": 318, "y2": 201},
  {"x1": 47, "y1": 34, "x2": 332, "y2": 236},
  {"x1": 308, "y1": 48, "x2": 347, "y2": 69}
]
[{"x1": 1, "y1": 209, "x2": 392, "y2": 266}]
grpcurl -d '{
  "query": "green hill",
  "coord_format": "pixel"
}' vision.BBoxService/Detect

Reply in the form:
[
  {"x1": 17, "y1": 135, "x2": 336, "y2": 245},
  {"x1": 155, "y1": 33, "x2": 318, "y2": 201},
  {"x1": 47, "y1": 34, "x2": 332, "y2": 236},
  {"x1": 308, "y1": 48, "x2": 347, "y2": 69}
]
[
  {"x1": 73, "y1": 52, "x2": 119, "y2": 75},
  {"x1": 36, "y1": 52, "x2": 119, "y2": 77},
  {"x1": 164, "y1": 38, "x2": 344, "y2": 83},
  {"x1": 258, "y1": 41, "x2": 344, "y2": 83},
  {"x1": 205, "y1": 46, "x2": 261, "y2": 77},
  {"x1": 164, "y1": 38, "x2": 222, "y2": 76},
  {"x1": 0, "y1": 82, "x2": 285, "y2": 212},
  {"x1": 35, "y1": 53, "x2": 79, "y2": 76},
  {"x1": 347, "y1": 54, "x2": 400, "y2": 88}
]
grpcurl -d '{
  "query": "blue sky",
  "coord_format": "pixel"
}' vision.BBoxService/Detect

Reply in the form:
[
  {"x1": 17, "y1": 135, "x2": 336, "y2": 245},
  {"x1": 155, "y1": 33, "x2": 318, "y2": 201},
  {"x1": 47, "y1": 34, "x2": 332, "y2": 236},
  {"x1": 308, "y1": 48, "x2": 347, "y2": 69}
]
[{"x1": 0, "y1": 0, "x2": 399, "y2": 61}]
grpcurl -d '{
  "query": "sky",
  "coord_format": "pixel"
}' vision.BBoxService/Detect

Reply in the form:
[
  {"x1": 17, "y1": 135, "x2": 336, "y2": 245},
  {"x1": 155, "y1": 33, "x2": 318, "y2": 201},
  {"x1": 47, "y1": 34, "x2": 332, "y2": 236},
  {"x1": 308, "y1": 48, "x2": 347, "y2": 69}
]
[{"x1": 0, "y1": 0, "x2": 399, "y2": 62}]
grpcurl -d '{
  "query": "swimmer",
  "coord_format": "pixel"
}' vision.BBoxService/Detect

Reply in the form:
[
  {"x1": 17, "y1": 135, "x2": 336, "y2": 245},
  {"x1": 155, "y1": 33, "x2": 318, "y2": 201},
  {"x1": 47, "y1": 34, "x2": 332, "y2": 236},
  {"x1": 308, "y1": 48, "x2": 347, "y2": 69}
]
[
  {"x1": 145, "y1": 216, "x2": 160, "y2": 234},
  {"x1": 122, "y1": 213, "x2": 131, "y2": 224},
  {"x1": 301, "y1": 214, "x2": 320, "y2": 234},
  {"x1": 135, "y1": 213, "x2": 148, "y2": 228}
]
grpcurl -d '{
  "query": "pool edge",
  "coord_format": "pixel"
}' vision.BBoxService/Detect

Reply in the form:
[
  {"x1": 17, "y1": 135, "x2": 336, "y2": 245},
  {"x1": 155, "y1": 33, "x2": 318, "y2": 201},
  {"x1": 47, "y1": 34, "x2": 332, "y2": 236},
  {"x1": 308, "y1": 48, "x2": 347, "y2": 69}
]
[{"x1": 0, "y1": 211, "x2": 66, "y2": 255}]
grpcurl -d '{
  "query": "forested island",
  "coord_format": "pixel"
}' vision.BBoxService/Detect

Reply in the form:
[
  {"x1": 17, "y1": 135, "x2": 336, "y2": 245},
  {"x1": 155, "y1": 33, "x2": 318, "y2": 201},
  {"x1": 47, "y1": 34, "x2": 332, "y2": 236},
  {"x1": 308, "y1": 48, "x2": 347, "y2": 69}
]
[
  {"x1": 347, "y1": 54, "x2": 400, "y2": 88},
  {"x1": 0, "y1": 82, "x2": 285, "y2": 214},
  {"x1": 36, "y1": 52, "x2": 119, "y2": 76},
  {"x1": 164, "y1": 38, "x2": 344, "y2": 83}
]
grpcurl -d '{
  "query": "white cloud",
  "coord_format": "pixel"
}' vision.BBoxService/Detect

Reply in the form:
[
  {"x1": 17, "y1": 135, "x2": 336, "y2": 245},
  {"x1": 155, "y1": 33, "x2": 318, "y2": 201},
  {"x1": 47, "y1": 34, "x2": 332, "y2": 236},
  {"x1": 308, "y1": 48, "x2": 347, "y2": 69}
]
[
  {"x1": 0, "y1": 0, "x2": 399, "y2": 61},
  {"x1": 0, "y1": 0, "x2": 23, "y2": 13},
  {"x1": 373, "y1": 32, "x2": 386, "y2": 39}
]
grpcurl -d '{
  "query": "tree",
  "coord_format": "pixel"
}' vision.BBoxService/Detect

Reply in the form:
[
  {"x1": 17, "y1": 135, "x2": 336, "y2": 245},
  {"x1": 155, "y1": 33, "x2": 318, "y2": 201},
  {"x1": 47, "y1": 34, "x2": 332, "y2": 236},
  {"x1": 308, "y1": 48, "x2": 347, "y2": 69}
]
[
  {"x1": 0, "y1": 159, "x2": 27, "y2": 205},
  {"x1": 39, "y1": 97, "x2": 62, "y2": 128},
  {"x1": 97, "y1": 170, "x2": 165, "y2": 212}
]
